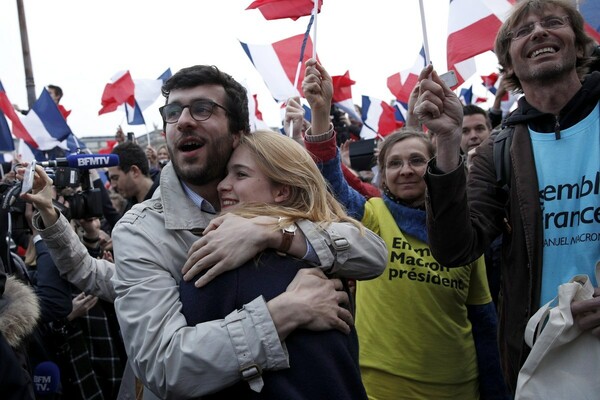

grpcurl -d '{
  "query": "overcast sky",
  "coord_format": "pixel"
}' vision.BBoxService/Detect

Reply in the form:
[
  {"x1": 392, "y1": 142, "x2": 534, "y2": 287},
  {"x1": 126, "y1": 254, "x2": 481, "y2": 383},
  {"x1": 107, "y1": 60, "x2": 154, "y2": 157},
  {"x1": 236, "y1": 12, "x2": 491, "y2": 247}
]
[{"x1": 1, "y1": 0, "x2": 499, "y2": 139}]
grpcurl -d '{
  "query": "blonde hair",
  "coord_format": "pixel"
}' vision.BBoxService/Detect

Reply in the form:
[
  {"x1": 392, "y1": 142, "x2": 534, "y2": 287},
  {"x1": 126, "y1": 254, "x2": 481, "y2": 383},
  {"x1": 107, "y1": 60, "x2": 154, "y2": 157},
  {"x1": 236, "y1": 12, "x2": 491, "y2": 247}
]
[{"x1": 227, "y1": 130, "x2": 363, "y2": 232}]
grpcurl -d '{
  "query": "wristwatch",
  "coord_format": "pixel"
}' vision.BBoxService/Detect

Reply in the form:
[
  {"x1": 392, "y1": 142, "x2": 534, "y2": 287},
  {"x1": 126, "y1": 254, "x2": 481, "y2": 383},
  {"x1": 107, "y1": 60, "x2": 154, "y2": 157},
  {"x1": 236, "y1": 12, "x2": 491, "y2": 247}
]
[{"x1": 277, "y1": 217, "x2": 297, "y2": 254}]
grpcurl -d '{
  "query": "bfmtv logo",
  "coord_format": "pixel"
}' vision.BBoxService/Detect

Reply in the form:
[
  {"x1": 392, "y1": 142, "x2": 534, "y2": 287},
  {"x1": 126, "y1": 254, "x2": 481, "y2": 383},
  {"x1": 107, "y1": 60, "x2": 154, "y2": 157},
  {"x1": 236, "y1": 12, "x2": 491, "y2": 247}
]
[{"x1": 33, "y1": 361, "x2": 61, "y2": 394}]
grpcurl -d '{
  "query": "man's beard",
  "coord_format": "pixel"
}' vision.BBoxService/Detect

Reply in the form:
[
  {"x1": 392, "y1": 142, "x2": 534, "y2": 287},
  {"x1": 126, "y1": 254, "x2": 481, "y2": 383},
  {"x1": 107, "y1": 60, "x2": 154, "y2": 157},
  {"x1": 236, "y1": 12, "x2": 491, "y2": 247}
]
[
  {"x1": 522, "y1": 56, "x2": 577, "y2": 85},
  {"x1": 169, "y1": 134, "x2": 234, "y2": 186}
]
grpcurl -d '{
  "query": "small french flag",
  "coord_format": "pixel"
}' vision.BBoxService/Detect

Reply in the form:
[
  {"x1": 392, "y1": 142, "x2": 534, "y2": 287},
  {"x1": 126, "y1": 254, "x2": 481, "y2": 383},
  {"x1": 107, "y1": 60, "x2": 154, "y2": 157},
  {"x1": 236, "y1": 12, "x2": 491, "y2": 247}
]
[
  {"x1": 240, "y1": 34, "x2": 316, "y2": 102},
  {"x1": 360, "y1": 95, "x2": 399, "y2": 139}
]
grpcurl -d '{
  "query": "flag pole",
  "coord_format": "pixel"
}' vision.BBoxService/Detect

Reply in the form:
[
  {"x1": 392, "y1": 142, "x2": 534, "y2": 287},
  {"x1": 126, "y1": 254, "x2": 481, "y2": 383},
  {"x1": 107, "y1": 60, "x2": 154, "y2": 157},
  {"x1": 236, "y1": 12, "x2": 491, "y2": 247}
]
[
  {"x1": 312, "y1": 0, "x2": 318, "y2": 58},
  {"x1": 289, "y1": 12, "x2": 316, "y2": 137},
  {"x1": 288, "y1": 66, "x2": 301, "y2": 137},
  {"x1": 418, "y1": 0, "x2": 431, "y2": 65}
]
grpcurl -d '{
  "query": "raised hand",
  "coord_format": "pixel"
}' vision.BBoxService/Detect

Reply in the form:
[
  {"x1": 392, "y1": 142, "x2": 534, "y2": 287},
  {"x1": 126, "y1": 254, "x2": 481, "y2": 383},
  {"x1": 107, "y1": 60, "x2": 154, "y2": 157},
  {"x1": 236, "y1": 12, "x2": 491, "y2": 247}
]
[
  {"x1": 302, "y1": 58, "x2": 333, "y2": 135},
  {"x1": 413, "y1": 65, "x2": 464, "y2": 172},
  {"x1": 283, "y1": 96, "x2": 308, "y2": 143}
]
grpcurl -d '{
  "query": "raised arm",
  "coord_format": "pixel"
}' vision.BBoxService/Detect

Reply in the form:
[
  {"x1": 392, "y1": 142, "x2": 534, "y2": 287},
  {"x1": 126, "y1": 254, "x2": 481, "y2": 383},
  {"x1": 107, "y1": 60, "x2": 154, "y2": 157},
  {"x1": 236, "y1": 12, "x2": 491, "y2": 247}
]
[
  {"x1": 18, "y1": 165, "x2": 117, "y2": 302},
  {"x1": 413, "y1": 64, "x2": 464, "y2": 173}
]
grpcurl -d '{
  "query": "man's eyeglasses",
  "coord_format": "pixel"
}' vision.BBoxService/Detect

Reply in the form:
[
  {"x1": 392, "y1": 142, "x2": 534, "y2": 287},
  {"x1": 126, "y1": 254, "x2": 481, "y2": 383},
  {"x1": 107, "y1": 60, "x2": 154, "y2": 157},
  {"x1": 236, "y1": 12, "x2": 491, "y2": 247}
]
[
  {"x1": 508, "y1": 16, "x2": 570, "y2": 41},
  {"x1": 385, "y1": 157, "x2": 429, "y2": 170},
  {"x1": 159, "y1": 100, "x2": 229, "y2": 124}
]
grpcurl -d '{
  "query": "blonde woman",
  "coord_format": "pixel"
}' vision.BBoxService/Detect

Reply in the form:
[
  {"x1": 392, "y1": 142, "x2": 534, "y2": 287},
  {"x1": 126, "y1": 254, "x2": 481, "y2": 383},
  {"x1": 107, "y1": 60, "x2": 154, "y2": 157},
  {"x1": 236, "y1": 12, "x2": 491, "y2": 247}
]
[{"x1": 180, "y1": 130, "x2": 386, "y2": 399}]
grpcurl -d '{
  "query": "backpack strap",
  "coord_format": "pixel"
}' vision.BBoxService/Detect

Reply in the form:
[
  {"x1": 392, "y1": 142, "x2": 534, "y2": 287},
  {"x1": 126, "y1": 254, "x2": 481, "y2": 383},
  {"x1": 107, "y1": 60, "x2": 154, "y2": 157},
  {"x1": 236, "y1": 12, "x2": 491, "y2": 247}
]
[{"x1": 492, "y1": 126, "x2": 514, "y2": 191}]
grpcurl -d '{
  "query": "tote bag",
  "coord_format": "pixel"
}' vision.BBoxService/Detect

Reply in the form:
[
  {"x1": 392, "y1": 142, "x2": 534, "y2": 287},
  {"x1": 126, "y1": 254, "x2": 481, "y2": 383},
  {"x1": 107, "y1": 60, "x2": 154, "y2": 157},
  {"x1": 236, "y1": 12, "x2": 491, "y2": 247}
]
[{"x1": 515, "y1": 263, "x2": 600, "y2": 400}]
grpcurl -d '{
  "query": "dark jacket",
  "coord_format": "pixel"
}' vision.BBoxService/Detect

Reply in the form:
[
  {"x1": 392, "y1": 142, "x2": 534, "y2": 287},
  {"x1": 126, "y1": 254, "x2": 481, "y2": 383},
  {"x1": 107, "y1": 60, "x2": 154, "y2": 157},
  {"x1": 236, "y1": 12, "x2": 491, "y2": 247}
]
[
  {"x1": 425, "y1": 71, "x2": 600, "y2": 392},
  {"x1": 180, "y1": 250, "x2": 367, "y2": 400}
]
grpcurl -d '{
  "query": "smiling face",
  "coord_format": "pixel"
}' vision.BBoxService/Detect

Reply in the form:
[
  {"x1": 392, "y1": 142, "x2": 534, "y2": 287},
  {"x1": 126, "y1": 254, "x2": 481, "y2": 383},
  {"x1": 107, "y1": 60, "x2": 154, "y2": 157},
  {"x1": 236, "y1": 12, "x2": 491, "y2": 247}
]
[
  {"x1": 507, "y1": 5, "x2": 580, "y2": 89},
  {"x1": 164, "y1": 85, "x2": 239, "y2": 191},
  {"x1": 382, "y1": 137, "x2": 432, "y2": 207},
  {"x1": 217, "y1": 144, "x2": 286, "y2": 211}
]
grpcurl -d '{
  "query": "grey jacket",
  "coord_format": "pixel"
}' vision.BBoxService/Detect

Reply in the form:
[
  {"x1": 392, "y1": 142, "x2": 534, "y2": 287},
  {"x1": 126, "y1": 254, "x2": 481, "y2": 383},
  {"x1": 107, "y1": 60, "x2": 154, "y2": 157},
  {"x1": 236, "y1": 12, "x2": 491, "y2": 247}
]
[
  {"x1": 33, "y1": 212, "x2": 116, "y2": 302},
  {"x1": 111, "y1": 163, "x2": 387, "y2": 399}
]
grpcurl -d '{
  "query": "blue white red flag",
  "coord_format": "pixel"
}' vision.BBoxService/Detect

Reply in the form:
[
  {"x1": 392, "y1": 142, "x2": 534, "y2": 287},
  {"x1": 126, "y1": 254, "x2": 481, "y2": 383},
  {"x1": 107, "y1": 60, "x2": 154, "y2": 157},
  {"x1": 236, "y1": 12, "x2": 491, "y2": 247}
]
[
  {"x1": 98, "y1": 71, "x2": 135, "y2": 115},
  {"x1": 479, "y1": 72, "x2": 518, "y2": 114},
  {"x1": 249, "y1": 93, "x2": 271, "y2": 131},
  {"x1": 0, "y1": 112, "x2": 15, "y2": 154},
  {"x1": 392, "y1": 100, "x2": 408, "y2": 126},
  {"x1": 360, "y1": 95, "x2": 399, "y2": 139},
  {"x1": 387, "y1": 47, "x2": 426, "y2": 104},
  {"x1": 241, "y1": 80, "x2": 271, "y2": 132},
  {"x1": 21, "y1": 88, "x2": 74, "y2": 152},
  {"x1": 126, "y1": 68, "x2": 173, "y2": 125},
  {"x1": 447, "y1": 0, "x2": 513, "y2": 86},
  {"x1": 125, "y1": 100, "x2": 146, "y2": 125},
  {"x1": 240, "y1": 34, "x2": 316, "y2": 102},
  {"x1": 481, "y1": 72, "x2": 500, "y2": 95},
  {"x1": 246, "y1": 0, "x2": 322, "y2": 21},
  {"x1": 0, "y1": 80, "x2": 37, "y2": 147},
  {"x1": 459, "y1": 86, "x2": 473, "y2": 105}
]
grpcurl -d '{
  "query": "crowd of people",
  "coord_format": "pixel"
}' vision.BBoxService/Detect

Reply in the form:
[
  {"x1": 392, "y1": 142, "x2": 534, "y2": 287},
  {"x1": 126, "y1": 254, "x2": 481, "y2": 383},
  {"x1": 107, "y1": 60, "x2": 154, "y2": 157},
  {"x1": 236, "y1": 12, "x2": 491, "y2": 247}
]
[{"x1": 1, "y1": 0, "x2": 599, "y2": 399}]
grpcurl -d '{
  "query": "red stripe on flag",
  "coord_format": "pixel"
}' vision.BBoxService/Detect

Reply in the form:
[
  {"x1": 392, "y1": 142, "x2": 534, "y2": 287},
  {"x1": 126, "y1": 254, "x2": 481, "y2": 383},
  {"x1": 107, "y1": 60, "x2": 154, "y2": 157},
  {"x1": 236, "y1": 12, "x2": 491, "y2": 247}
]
[
  {"x1": 387, "y1": 73, "x2": 419, "y2": 104},
  {"x1": 447, "y1": 15, "x2": 501, "y2": 68},
  {"x1": 378, "y1": 102, "x2": 399, "y2": 136},
  {"x1": 246, "y1": 0, "x2": 322, "y2": 21},
  {"x1": 0, "y1": 89, "x2": 38, "y2": 147},
  {"x1": 271, "y1": 34, "x2": 314, "y2": 95}
]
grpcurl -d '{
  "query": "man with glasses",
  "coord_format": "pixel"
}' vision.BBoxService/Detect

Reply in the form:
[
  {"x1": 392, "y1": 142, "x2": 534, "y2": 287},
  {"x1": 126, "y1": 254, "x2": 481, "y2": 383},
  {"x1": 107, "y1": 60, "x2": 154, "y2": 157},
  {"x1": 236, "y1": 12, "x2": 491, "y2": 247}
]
[
  {"x1": 110, "y1": 65, "x2": 387, "y2": 399},
  {"x1": 414, "y1": 0, "x2": 600, "y2": 394}
]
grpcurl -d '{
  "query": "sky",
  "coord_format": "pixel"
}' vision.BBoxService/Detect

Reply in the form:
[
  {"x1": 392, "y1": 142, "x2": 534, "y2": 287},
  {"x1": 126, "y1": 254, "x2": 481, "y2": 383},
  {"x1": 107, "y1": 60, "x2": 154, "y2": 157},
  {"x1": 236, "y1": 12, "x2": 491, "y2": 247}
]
[{"x1": 0, "y1": 0, "x2": 501, "y2": 139}]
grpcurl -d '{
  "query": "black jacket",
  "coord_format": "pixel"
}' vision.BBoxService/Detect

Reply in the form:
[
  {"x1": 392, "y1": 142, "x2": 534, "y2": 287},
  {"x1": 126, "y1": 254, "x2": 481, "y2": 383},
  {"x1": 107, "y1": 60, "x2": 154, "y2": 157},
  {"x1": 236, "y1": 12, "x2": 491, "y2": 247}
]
[{"x1": 180, "y1": 250, "x2": 367, "y2": 400}]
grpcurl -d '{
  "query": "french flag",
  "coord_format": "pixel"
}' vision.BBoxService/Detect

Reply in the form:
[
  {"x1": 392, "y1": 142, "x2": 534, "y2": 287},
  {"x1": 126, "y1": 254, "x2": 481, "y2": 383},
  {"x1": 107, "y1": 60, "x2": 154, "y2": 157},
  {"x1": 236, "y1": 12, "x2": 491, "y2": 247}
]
[
  {"x1": 332, "y1": 71, "x2": 360, "y2": 121},
  {"x1": 387, "y1": 47, "x2": 426, "y2": 104},
  {"x1": 360, "y1": 95, "x2": 399, "y2": 139},
  {"x1": 481, "y1": 72, "x2": 500, "y2": 95},
  {"x1": 241, "y1": 80, "x2": 271, "y2": 131},
  {"x1": 480, "y1": 72, "x2": 518, "y2": 113},
  {"x1": 392, "y1": 100, "x2": 408, "y2": 126},
  {"x1": 0, "y1": 101, "x2": 16, "y2": 165},
  {"x1": 459, "y1": 86, "x2": 473, "y2": 105},
  {"x1": 127, "y1": 68, "x2": 172, "y2": 125},
  {"x1": 240, "y1": 34, "x2": 316, "y2": 102},
  {"x1": 21, "y1": 88, "x2": 74, "y2": 152},
  {"x1": 0, "y1": 112, "x2": 15, "y2": 154},
  {"x1": 0, "y1": 80, "x2": 37, "y2": 148},
  {"x1": 246, "y1": 0, "x2": 322, "y2": 21},
  {"x1": 98, "y1": 70, "x2": 135, "y2": 115},
  {"x1": 447, "y1": 0, "x2": 513, "y2": 86}
]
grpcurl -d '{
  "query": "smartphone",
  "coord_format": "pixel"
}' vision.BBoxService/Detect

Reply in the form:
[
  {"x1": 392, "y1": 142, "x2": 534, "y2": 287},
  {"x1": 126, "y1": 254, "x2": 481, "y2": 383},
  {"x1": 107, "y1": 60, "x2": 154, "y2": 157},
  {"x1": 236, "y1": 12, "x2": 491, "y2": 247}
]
[
  {"x1": 20, "y1": 161, "x2": 36, "y2": 195},
  {"x1": 440, "y1": 70, "x2": 458, "y2": 88},
  {"x1": 127, "y1": 132, "x2": 135, "y2": 142}
]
